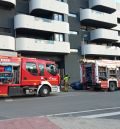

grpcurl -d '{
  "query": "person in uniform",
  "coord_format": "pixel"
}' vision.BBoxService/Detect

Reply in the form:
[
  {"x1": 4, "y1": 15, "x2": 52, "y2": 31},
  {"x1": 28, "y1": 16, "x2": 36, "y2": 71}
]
[{"x1": 63, "y1": 74, "x2": 70, "y2": 92}]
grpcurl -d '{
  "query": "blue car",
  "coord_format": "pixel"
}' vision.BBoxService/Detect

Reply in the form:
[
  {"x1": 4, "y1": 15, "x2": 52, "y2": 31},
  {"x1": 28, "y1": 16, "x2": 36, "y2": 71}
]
[{"x1": 70, "y1": 81, "x2": 83, "y2": 90}]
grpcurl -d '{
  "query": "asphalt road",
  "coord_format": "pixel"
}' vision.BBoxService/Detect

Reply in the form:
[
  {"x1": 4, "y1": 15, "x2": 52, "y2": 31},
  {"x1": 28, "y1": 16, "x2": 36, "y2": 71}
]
[{"x1": 0, "y1": 90, "x2": 120, "y2": 120}]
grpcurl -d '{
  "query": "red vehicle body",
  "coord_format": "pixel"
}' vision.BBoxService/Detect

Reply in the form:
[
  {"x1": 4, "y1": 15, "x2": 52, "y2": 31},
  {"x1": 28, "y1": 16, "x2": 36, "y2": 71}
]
[
  {"x1": 80, "y1": 59, "x2": 120, "y2": 91},
  {"x1": 0, "y1": 56, "x2": 60, "y2": 97}
]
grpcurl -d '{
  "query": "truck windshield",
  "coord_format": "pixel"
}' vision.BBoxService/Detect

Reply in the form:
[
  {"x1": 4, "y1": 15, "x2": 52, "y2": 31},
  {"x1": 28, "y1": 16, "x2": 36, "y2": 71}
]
[
  {"x1": 46, "y1": 64, "x2": 58, "y2": 76},
  {"x1": 26, "y1": 62, "x2": 38, "y2": 76}
]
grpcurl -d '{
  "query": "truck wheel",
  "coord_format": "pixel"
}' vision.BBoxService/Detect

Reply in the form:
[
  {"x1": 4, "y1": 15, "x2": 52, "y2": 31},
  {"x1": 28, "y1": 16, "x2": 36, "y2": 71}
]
[
  {"x1": 39, "y1": 86, "x2": 50, "y2": 97},
  {"x1": 109, "y1": 82, "x2": 116, "y2": 91}
]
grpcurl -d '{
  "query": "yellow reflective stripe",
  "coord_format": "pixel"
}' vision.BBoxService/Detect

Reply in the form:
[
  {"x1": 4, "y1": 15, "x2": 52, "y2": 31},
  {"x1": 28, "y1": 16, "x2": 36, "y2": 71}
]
[{"x1": 0, "y1": 94, "x2": 8, "y2": 96}]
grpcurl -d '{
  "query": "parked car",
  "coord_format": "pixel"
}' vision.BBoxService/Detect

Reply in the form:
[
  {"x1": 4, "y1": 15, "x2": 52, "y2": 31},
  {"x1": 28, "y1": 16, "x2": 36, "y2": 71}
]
[{"x1": 70, "y1": 81, "x2": 83, "y2": 90}]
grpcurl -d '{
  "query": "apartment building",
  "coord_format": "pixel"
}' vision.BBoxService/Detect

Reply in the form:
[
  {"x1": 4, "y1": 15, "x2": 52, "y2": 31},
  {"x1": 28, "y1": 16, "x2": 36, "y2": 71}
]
[
  {"x1": 67, "y1": 0, "x2": 120, "y2": 82},
  {"x1": 0, "y1": 0, "x2": 70, "y2": 79},
  {"x1": 0, "y1": 0, "x2": 120, "y2": 83}
]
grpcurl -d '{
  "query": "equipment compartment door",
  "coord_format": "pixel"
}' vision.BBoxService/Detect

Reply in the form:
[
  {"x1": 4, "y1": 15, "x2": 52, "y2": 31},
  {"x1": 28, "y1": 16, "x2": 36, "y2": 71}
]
[{"x1": 85, "y1": 65, "x2": 92, "y2": 83}]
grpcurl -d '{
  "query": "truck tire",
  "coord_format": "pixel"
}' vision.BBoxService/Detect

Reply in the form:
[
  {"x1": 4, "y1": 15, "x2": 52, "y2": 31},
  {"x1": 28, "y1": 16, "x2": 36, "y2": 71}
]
[
  {"x1": 39, "y1": 85, "x2": 50, "y2": 97},
  {"x1": 109, "y1": 82, "x2": 116, "y2": 91}
]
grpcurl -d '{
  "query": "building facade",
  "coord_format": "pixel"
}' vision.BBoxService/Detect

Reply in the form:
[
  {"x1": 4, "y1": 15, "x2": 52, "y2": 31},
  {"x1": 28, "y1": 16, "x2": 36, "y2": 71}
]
[
  {"x1": 0, "y1": 0, "x2": 70, "y2": 80},
  {"x1": 0, "y1": 0, "x2": 120, "y2": 83},
  {"x1": 67, "y1": 0, "x2": 120, "y2": 82}
]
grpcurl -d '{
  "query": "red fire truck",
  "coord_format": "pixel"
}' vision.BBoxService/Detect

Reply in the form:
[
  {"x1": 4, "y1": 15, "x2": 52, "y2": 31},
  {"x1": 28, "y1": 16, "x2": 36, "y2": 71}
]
[
  {"x1": 0, "y1": 56, "x2": 60, "y2": 97},
  {"x1": 80, "y1": 59, "x2": 120, "y2": 91}
]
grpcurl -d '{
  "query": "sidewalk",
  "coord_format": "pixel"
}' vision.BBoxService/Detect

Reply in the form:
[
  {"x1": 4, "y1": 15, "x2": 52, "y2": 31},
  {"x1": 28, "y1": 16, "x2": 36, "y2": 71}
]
[
  {"x1": 50, "y1": 117, "x2": 120, "y2": 129},
  {"x1": 0, "y1": 116, "x2": 120, "y2": 129},
  {"x1": 0, "y1": 117, "x2": 61, "y2": 129}
]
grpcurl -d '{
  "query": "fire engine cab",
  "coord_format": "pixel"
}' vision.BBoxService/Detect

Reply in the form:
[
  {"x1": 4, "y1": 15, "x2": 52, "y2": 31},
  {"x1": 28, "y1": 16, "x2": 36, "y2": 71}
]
[
  {"x1": 0, "y1": 56, "x2": 60, "y2": 97},
  {"x1": 80, "y1": 59, "x2": 120, "y2": 91}
]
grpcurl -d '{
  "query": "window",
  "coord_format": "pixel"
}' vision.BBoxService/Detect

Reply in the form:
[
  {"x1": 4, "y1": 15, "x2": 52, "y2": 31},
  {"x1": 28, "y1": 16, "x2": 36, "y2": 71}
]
[
  {"x1": 55, "y1": 34, "x2": 59, "y2": 41},
  {"x1": 46, "y1": 64, "x2": 58, "y2": 76},
  {"x1": 118, "y1": 31, "x2": 120, "y2": 36},
  {"x1": 60, "y1": 34, "x2": 64, "y2": 42},
  {"x1": 55, "y1": 33, "x2": 64, "y2": 41},
  {"x1": 38, "y1": 64, "x2": 44, "y2": 76},
  {"x1": 26, "y1": 62, "x2": 38, "y2": 76},
  {"x1": 109, "y1": 69, "x2": 116, "y2": 78},
  {"x1": 117, "y1": 18, "x2": 120, "y2": 23},
  {"x1": 69, "y1": 31, "x2": 78, "y2": 35},
  {"x1": 54, "y1": 14, "x2": 64, "y2": 21},
  {"x1": 98, "y1": 67, "x2": 107, "y2": 80}
]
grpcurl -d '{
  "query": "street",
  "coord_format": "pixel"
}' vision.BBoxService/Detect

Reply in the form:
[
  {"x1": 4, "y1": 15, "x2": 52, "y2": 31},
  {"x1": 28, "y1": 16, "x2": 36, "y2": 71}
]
[{"x1": 0, "y1": 90, "x2": 120, "y2": 120}]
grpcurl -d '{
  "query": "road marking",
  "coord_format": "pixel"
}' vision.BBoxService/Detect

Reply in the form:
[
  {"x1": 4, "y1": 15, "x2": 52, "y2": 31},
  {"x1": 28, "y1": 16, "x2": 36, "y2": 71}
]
[
  {"x1": 81, "y1": 111, "x2": 120, "y2": 118},
  {"x1": 4, "y1": 99, "x2": 13, "y2": 102},
  {"x1": 46, "y1": 106, "x2": 120, "y2": 117}
]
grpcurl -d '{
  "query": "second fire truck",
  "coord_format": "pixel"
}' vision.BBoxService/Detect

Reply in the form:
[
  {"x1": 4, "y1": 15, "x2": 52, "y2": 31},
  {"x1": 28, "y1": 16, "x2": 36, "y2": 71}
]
[{"x1": 80, "y1": 59, "x2": 120, "y2": 91}]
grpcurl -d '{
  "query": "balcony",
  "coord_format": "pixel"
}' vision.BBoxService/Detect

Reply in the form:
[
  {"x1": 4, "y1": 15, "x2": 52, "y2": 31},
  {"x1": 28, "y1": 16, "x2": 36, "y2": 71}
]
[
  {"x1": 116, "y1": 10, "x2": 120, "y2": 19},
  {"x1": 0, "y1": 50, "x2": 17, "y2": 57},
  {"x1": 112, "y1": 23, "x2": 120, "y2": 31},
  {"x1": 89, "y1": 0, "x2": 116, "y2": 13},
  {"x1": 117, "y1": 36, "x2": 120, "y2": 43},
  {"x1": 29, "y1": 0, "x2": 68, "y2": 15},
  {"x1": 81, "y1": 44, "x2": 120, "y2": 56},
  {"x1": 90, "y1": 29, "x2": 118, "y2": 42},
  {"x1": 16, "y1": 38, "x2": 70, "y2": 54},
  {"x1": 14, "y1": 14, "x2": 69, "y2": 34},
  {"x1": 0, "y1": 0, "x2": 16, "y2": 8},
  {"x1": 0, "y1": 35, "x2": 15, "y2": 51},
  {"x1": 80, "y1": 9, "x2": 117, "y2": 28}
]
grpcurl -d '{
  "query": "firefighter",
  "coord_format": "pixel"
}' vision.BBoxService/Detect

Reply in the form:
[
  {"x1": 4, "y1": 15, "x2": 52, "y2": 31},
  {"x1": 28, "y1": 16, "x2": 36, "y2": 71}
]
[{"x1": 63, "y1": 74, "x2": 70, "y2": 92}]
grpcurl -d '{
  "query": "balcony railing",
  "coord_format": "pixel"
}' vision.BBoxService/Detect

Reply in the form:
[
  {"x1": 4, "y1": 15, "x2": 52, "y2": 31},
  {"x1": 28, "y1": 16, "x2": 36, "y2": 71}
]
[
  {"x1": 0, "y1": 35, "x2": 15, "y2": 51},
  {"x1": 80, "y1": 9, "x2": 117, "y2": 28},
  {"x1": 14, "y1": 14, "x2": 69, "y2": 34},
  {"x1": 117, "y1": 36, "x2": 120, "y2": 43},
  {"x1": 89, "y1": 0, "x2": 116, "y2": 13},
  {"x1": 0, "y1": 0, "x2": 16, "y2": 8},
  {"x1": 81, "y1": 44, "x2": 120, "y2": 56},
  {"x1": 90, "y1": 28, "x2": 118, "y2": 42},
  {"x1": 29, "y1": 0, "x2": 68, "y2": 15},
  {"x1": 16, "y1": 38, "x2": 70, "y2": 54}
]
